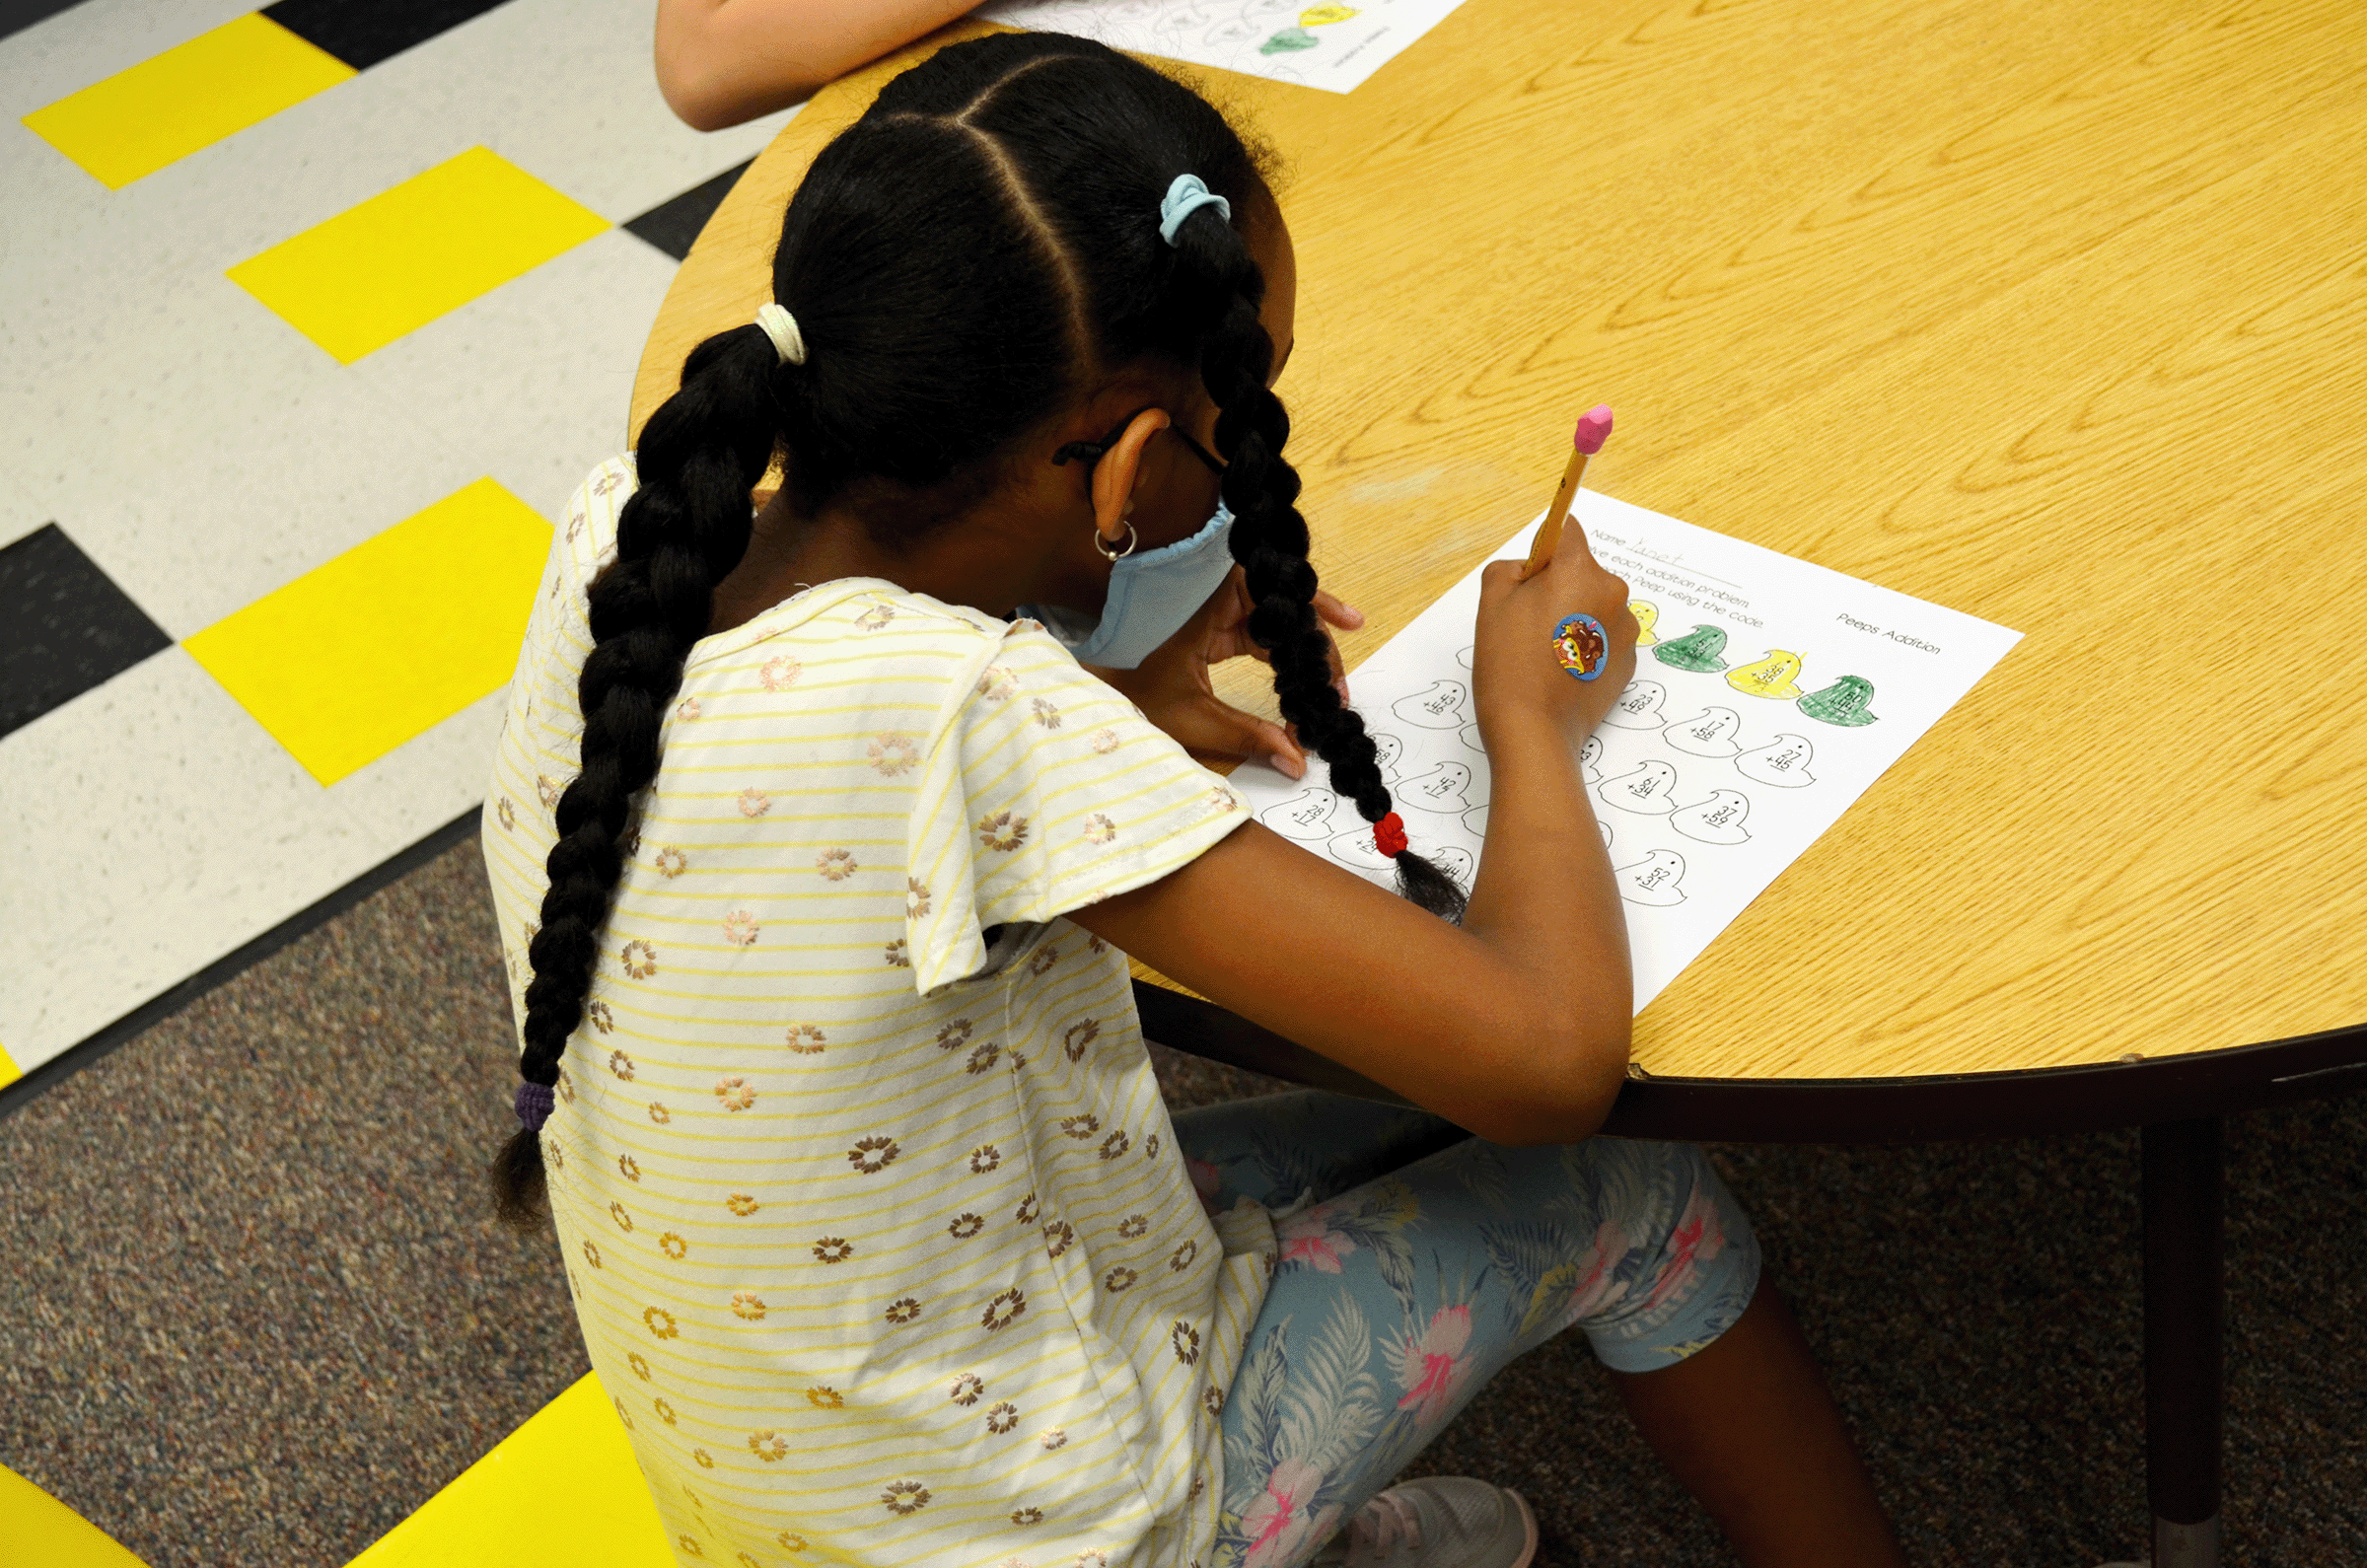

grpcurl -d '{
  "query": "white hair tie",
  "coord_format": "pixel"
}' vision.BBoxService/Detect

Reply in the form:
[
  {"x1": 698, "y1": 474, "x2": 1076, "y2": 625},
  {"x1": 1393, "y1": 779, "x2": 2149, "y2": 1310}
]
[{"x1": 753, "y1": 302, "x2": 807, "y2": 366}]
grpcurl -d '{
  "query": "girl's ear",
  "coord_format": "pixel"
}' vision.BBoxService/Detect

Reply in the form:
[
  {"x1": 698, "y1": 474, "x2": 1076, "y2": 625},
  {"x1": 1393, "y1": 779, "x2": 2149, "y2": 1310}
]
[{"x1": 1091, "y1": 407, "x2": 1173, "y2": 546}]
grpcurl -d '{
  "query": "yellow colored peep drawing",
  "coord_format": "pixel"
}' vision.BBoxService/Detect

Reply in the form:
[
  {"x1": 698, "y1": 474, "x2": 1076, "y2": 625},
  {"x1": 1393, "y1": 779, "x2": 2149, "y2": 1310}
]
[{"x1": 1726, "y1": 650, "x2": 1806, "y2": 699}]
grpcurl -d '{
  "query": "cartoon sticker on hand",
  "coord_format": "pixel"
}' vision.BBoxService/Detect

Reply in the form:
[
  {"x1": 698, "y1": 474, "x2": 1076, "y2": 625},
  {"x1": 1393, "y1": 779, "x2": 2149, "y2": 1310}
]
[
  {"x1": 1603, "y1": 679, "x2": 1668, "y2": 729},
  {"x1": 1727, "y1": 650, "x2": 1806, "y2": 700},
  {"x1": 1551, "y1": 613, "x2": 1611, "y2": 681},
  {"x1": 1797, "y1": 676, "x2": 1881, "y2": 727},
  {"x1": 1391, "y1": 679, "x2": 1469, "y2": 730},
  {"x1": 1399, "y1": 761, "x2": 1478, "y2": 814},
  {"x1": 1594, "y1": 760, "x2": 1680, "y2": 815},
  {"x1": 1258, "y1": 787, "x2": 1339, "y2": 841},
  {"x1": 1653, "y1": 624, "x2": 1730, "y2": 673},
  {"x1": 1670, "y1": 790, "x2": 1753, "y2": 845},
  {"x1": 1662, "y1": 706, "x2": 1744, "y2": 757},
  {"x1": 1735, "y1": 733, "x2": 1817, "y2": 788},
  {"x1": 1614, "y1": 849, "x2": 1688, "y2": 906},
  {"x1": 1631, "y1": 601, "x2": 1660, "y2": 646}
]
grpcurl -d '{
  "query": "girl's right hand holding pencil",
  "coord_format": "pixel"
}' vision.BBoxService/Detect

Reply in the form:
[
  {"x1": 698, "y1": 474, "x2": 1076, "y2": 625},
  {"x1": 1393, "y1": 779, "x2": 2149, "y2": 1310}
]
[{"x1": 1471, "y1": 522, "x2": 1639, "y2": 748}]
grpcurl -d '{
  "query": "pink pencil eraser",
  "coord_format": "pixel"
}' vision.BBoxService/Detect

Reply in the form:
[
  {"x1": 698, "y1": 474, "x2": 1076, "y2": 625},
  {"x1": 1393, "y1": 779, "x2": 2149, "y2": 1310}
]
[{"x1": 1574, "y1": 405, "x2": 1614, "y2": 455}]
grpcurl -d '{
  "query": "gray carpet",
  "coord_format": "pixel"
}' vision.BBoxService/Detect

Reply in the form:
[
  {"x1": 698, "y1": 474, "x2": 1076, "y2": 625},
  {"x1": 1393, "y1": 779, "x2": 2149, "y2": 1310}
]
[{"x1": 2, "y1": 836, "x2": 2359, "y2": 1566}]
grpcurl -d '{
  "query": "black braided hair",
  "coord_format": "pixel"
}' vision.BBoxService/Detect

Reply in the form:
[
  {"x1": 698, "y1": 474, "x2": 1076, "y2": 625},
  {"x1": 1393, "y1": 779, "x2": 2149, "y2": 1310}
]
[
  {"x1": 494, "y1": 31, "x2": 1460, "y2": 1223},
  {"x1": 493, "y1": 327, "x2": 779, "y2": 1224},
  {"x1": 1160, "y1": 204, "x2": 1468, "y2": 920}
]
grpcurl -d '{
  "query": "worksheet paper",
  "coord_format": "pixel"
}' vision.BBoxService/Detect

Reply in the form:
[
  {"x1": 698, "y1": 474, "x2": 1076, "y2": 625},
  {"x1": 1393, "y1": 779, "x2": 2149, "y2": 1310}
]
[
  {"x1": 975, "y1": 0, "x2": 1469, "y2": 93},
  {"x1": 1230, "y1": 491, "x2": 2025, "y2": 1012}
]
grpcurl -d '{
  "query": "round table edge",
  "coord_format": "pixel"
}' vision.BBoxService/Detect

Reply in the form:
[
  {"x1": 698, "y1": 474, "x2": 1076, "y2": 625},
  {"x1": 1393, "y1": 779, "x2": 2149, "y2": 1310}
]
[{"x1": 1131, "y1": 980, "x2": 2367, "y2": 1143}]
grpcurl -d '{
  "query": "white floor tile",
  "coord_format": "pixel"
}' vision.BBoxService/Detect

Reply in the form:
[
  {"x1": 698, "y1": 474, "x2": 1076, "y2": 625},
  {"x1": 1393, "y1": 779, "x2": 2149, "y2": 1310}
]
[
  {"x1": 345, "y1": 0, "x2": 798, "y2": 224},
  {"x1": 0, "y1": 265, "x2": 486, "y2": 637},
  {"x1": 1, "y1": 1, "x2": 787, "y2": 636},
  {"x1": 3, "y1": 0, "x2": 809, "y2": 1073},
  {"x1": 0, "y1": 648, "x2": 383, "y2": 1069},
  {"x1": 0, "y1": 509, "x2": 50, "y2": 552},
  {"x1": 6, "y1": 0, "x2": 791, "y2": 309},
  {"x1": 53, "y1": 0, "x2": 804, "y2": 246},
  {"x1": 326, "y1": 686, "x2": 506, "y2": 861},
  {"x1": 350, "y1": 229, "x2": 677, "y2": 516},
  {"x1": 0, "y1": 0, "x2": 255, "y2": 120}
]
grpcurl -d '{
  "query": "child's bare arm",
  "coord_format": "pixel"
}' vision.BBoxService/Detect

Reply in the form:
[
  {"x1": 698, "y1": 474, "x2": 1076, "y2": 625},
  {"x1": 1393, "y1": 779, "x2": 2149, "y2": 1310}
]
[
  {"x1": 1075, "y1": 817, "x2": 1630, "y2": 1147},
  {"x1": 1078, "y1": 535, "x2": 1641, "y2": 1146},
  {"x1": 655, "y1": 0, "x2": 982, "y2": 130}
]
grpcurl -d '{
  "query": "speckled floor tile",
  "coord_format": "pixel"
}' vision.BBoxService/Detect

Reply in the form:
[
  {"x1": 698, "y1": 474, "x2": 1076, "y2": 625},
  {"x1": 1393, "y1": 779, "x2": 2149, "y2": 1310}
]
[
  {"x1": 327, "y1": 689, "x2": 509, "y2": 862},
  {"x1": 350, "y1": 228, "x2": 681, "y2": 514},
  {"x1": 2, "y1": 265, "x2": 482, "y2": 639},
  {"x1": 1, "y1": 0, "x2": 797, "y2": 1074},
  {"x1": 0, "y1": 0, "x2": 256, "y2": 121},
  {"x1": 322, "y1": 0, "x2": 795, "y2": 226}
]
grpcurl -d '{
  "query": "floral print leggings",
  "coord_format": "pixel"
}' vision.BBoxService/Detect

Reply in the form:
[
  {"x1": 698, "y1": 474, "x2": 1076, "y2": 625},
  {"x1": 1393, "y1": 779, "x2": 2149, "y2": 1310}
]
[{"x1": 1172, "y1": 1092, "x2": 1761, "y2": 1568}]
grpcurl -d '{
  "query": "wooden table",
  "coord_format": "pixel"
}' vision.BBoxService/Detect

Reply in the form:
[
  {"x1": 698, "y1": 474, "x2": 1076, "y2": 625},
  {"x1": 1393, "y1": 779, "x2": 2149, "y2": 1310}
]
[{"x1": 630, "y1": 3, "x2": 2367, "y2": 1560}]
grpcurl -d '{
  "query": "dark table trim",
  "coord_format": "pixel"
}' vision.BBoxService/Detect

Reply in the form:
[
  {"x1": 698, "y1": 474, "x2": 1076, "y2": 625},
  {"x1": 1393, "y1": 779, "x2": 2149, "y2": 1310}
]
[{"x1": 1132, "y1": 980, "x2": 2367, "y2": 1142}]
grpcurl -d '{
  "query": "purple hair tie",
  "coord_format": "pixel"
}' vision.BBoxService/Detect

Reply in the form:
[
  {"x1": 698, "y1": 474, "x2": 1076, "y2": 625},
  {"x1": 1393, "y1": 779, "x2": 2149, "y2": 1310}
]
[{"x1": 514, "y1": 1080, "x2": 555, "y2": 1132}]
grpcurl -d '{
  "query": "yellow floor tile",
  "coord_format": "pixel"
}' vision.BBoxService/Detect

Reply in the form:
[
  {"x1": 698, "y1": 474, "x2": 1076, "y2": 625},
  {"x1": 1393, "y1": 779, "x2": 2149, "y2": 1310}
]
[
  {"x1": 347, "y1": 1374, "x2": 674, "y2": 1568},
  {"x1": 22, "y1": 14, "x2": 353, "y2": 190},
  {"x1": 228, "y1": 146, "x2": 610, "y2": 363},
  {"x1": 184, "y1": 479, "x2": 551, "y2": 785},
  {"x1": 0, "y1": 1462, "x2": 148, "y2": 1568}
]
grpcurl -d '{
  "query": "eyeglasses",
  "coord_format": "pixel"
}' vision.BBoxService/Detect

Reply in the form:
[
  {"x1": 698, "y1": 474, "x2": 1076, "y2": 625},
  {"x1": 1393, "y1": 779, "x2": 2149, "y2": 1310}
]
[{"x1": 1050, "y1": 406, "x2": 1227, "y2": 476}]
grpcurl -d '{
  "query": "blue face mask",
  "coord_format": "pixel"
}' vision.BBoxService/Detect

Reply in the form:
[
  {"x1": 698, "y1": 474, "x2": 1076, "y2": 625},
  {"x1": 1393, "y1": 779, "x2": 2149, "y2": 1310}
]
[
  {"x1": 1021, "y1": 413, "x2": 1236, "y2": 671},
  {"x1": 1032, "y1": 500, "x2": 1237, "y2": 669}
]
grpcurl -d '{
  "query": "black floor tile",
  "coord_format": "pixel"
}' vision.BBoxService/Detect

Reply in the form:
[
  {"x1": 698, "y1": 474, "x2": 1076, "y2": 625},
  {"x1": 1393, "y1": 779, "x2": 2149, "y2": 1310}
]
[
  {"x1": 0, "y1": 525, "x2": 174, "y2": 739},
  {"x1": 623, "y1": 158, "x2": 755, "y2": 262},
  {"x1": 0, "y1": 0, "x2": 85, "y2": 43},
  {"x1": 260, "y1": 0, "x2": 513, "y2": 72}
]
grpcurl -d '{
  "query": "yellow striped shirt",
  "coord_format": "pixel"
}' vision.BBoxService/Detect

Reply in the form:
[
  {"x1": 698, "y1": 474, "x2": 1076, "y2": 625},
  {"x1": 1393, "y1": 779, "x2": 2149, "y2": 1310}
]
[{"x1": 484, "y1": 458, "x2": 1271, "y2": 1568}]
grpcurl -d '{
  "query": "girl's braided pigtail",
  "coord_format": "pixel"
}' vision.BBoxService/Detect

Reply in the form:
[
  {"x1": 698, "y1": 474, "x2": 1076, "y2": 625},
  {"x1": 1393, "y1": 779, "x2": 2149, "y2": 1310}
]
[
  {"x1": 1166, "y1": 208, "x2": 1468, "y2": 922},
  {"x1": 493, "y1": 321, "x2": 783, "y2": 1227}
]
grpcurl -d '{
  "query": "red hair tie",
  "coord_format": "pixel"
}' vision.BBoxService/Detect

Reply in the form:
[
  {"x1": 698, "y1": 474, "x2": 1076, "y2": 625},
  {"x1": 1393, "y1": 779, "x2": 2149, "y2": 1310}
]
[{"x1": 1372, "y1": 812, "x2": 1408, "y2": 857}]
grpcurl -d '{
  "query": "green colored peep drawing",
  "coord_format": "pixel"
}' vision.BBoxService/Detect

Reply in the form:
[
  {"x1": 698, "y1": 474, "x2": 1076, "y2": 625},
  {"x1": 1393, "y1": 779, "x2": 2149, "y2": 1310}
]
[
  {"x1": 1652, "y1": 624, "x2": 1730, "y2": 673},
  {"x1": 1260, "y1": 27, "x2": 1319, "y2": 53},
  {"x1": 1797, "y1": 675, "x2": 1880, "y2": 726}
]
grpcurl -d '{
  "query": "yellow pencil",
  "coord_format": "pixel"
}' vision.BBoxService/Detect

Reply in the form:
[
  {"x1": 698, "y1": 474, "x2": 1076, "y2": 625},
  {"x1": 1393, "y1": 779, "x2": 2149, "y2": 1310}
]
[{"x1": 1519, "y1": 404, "x2": 1614, "y2": 580}]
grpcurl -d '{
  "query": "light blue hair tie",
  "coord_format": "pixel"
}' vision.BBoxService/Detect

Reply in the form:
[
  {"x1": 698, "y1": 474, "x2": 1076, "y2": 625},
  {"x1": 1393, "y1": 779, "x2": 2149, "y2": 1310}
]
[{"x1": 1159, "y1": 174, "x2": 1232, "y2": 247}]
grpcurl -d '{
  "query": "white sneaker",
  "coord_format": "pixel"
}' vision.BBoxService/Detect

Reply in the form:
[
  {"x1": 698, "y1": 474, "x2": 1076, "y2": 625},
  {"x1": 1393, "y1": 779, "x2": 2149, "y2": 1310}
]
[{"x1": 1312, "y1": 1477, "x2": 1539, "y2": 1568}]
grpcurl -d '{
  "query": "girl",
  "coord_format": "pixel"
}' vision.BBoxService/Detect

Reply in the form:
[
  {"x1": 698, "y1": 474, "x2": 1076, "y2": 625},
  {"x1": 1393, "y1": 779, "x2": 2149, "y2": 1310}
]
[{"x1": 486, "y1": 32, "x2": 1906, "y2": 1568}]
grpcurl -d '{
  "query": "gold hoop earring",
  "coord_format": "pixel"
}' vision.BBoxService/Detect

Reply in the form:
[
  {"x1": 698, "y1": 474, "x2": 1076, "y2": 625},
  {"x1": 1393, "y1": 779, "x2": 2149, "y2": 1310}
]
[{"x1": 1095, "y1": 521, "x2": 1139, "y2": 561}]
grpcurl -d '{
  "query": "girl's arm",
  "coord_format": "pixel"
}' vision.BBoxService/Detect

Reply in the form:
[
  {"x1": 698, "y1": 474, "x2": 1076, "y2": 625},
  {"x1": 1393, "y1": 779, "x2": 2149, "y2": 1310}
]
[
  {"x1": 654, "y1": 0, "x2": 983, "y2": 130},
  {"x1": 1076, "y1": 548, "x2": 1643, "y2": 1148}
]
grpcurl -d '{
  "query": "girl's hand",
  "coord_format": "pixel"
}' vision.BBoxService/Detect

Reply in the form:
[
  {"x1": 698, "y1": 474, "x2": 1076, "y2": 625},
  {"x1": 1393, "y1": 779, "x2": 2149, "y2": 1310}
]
[
  {"x1": 1087, "y1": 566, "x2": 1362, "y2": 780},
  {"x1": 1470, "y1": 523, "x2": 1638, "y2": 748}
]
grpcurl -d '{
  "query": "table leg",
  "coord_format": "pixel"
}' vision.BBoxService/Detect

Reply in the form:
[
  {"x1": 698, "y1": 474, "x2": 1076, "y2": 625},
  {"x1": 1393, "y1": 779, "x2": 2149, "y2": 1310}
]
[{"x1": 2142, "y1": 1116, "x2": 2225, "y2": 1568}]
